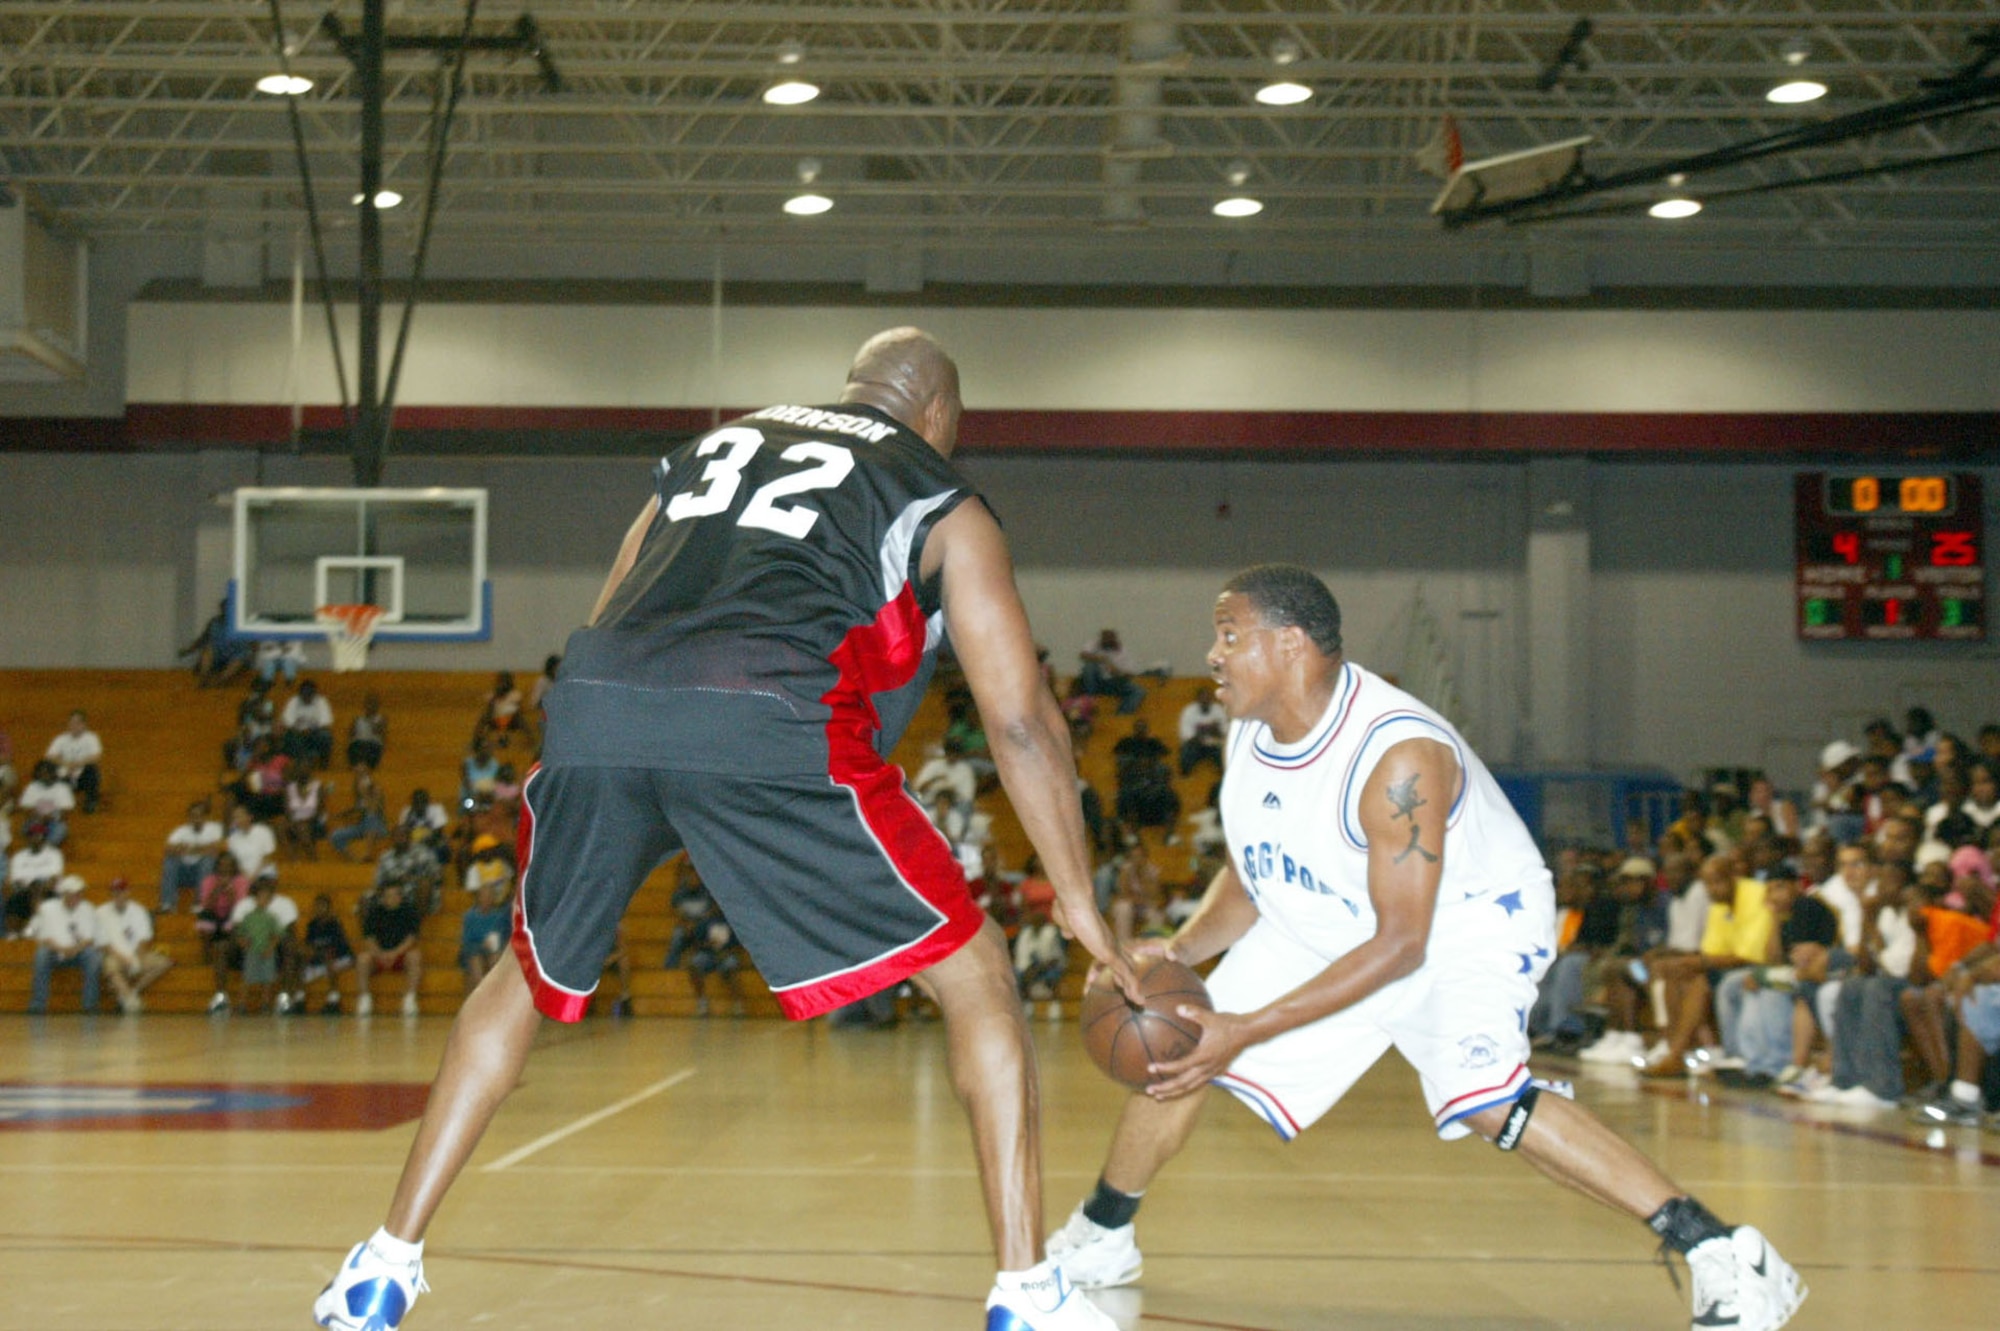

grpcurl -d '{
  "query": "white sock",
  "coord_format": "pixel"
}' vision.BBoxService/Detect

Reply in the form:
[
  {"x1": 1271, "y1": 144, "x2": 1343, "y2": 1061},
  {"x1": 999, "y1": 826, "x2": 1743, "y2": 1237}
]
[
  {"x1": 1950, "y1": 1079, "x2": 1981, "y2": 1105},
  {"x1": 997, "y1": 1257, "x2": 1056, "y2": 1282},
  {"x1": 368, "y1": 1227, "x2": 423, "y2": 1265}
]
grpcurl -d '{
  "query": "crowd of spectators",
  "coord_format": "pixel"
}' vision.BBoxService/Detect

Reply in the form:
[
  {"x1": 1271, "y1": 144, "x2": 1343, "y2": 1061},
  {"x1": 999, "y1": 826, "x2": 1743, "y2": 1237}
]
[{"x1": 1530, "y1": 705, "x2": 2000, "y2": 1131}]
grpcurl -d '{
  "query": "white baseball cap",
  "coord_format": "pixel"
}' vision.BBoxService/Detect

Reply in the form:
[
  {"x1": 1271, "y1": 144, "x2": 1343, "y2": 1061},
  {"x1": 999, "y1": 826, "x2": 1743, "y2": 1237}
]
[
  {"x1": 56, "y1": 874, "x2": 86, "y2": 894},
  {"x1": 1820, "y1": 739, "x2": 1861, "y2": 769}
]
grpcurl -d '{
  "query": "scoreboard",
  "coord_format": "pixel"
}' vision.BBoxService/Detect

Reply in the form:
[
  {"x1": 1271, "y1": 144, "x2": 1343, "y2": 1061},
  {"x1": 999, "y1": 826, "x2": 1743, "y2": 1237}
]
[{"x1": 1796, "y1": 473, "x2": 1984, "y2": 641}]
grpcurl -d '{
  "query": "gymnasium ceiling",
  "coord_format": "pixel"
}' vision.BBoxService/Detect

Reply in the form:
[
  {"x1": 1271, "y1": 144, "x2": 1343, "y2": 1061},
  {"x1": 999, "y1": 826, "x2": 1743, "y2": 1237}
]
[{"x1": 3, "y1": 1, "x2": 1998, "y2": 291}]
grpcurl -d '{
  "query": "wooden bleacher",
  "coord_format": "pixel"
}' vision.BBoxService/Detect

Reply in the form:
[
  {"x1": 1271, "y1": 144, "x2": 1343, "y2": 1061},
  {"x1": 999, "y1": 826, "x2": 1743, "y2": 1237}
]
[{"x1": 1, "y1": 666, "x2": 1215, "y2": 1018}]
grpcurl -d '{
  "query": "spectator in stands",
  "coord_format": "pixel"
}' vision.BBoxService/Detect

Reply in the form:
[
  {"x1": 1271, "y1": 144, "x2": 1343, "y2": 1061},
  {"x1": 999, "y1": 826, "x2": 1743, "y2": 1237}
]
[
  {"x1": 238, "y1": 679, "x2": 278, "y2": 739},
  {"x1": 1113, "y1": 719, "x2": 1180, "y2": 839},
  {"x1": 26, "y1": 874, "x2": 102, "y2": 1013},
  {"x1": 255, "y1": 638, "x2": 305, "y2": 685},
  {"x1": 373, "y1": 826, "x2": 442, "y2": 917},
  {"x1": 1013, "y1": 907, "x2": 1068, "y2": 1020},
  {"x1": 221, "y1": 719, "x2": 261, "y2": 775},
  {"x1": 1746, "y1": 776, "x2": 1799, "y2": 842},
  {"x1": 180, "y1": 598, "x2": 250, "y2": 687},
  {"x1": 396, "y1": 788, "x2": 451, "y2": 869},
  {"x1": 529, "y1": 654, "x2": 561, "y2": 718},
  {"x1": 301, "y1": 893, "x2": 356, "y2": 1015},
  {"x1": 1853, "y1": 756, "x2": 1907, "y2": 835},
  {"x1": 279, "y1": 679, "x2": 335, "y2": 767},
  {"x1": 0, "y1": 728, "x2": 17, "y2": 818},
  {"x1": 492, "y1": 763, "x2": 521, "y2": 805},
  {"x1": 942, "y1": 695, "x2": 995, "y2": 778},
  {"x1": 192, "y1": 851, "x2": 248, "y2": 960},
  {"x1": 458, "y1": 878, "x2": 513, "y2": 996},
  {"x1": 160, "y1": 798, "x2": 224, "y2": 914},
  {"x1": 475, "y1": 671, "x2": 527, "y2": 749},
  {"x1": 1926, "y1": 764, "x2": 1973, "y2": 844},
  {"x1": 211, "y1": 867, "x2": 303, "y2": 1015},
  {"x1": 346, "y1": 692, "x2": 389, "y2": 771},
  {"x1": 6, "y1": 823, "x2": 63, "y2": 938},
  {"x1": 599, "y1": 921, "x2": 637, "y2": 1019},
  {"x1": 1177, "y1": 684, "x2": 1226, "y2": 776},
  {"x1": 462, "y1": 833, "x2": 514, "y2": 898},
  {"x1": 355, "y1": 879, "x2": 424, "y2": 1017},
  {"x1": 1715, "y1": 876, "x2": 1840, "y2": 1090},
  {"x1": 913, "y1": 739, "x2": 978, "y2": 808},
  {"x1": 1813, "y1": 843, "x2": 1871, "y2": 955},
  {"x1": 664, "y1": 876, "x2": 744, "y2": 1017},
  {"x1": 329, "y1": 766, "x2": 390, "y2": 861},
  {"x1": 1817, "y1": 854, "x2": 1919, "y2": 1109},
  {"x1": 1876, "y1": 813, "x2": 1921, "y2": 869},
  {"x1": 1076, "y1": 628, "x2": 1147, "y2": 715},
  {"x1": 1964, "y1": 763, "x2": 2000, "y2": 836},
  {"x1": 225, "y1": 804, "x2": 277, "y2": 879},
  {"x1": 97, "y1": 875, "x2": 171, "y2": 1014},
  {"x1": 1640, "y1": 855, "x2": 1777, "y2": 1078},
  {"x1": 1920, "y1": 936, "x2": 2000, "y2": 1126},
  {"x1": 459, "y1": 737, "x2": 501, "y2": 809},
  {"x1": 45, "y1": 710, "x2": 103, "y2": 814},
  {"x1": 1535, "y1": 864, "x2": 1607, "y2": 1055},
  {"x1": 969, "y1": 852, "x2": 1023, "y2": 939},
  {"x1": 229, "y1": 738, "x2": 289, "y2": 822},
  {"x1": 1811, "y1": 739, "x2": 1865, "y2": 842},
  {"x1": 230, "y1": 877, "x2": 286, "y2": 1015},
  {"x1": 1183, "y1": 780, "x2": 1225, "y2": 859},
  {"x1": 1110, "y1": 842, "x2": 1166, "y2": 945},
  {"x1": 1899, "y1": 875, "x2": 1994, "y2": 1098},
  {"x1": 1567, "y1": 858, "x2": 1669, "y2": 1062},
  {"x1": 281, "y1": 761, "x2": 326, "y2": 859},
  {"x1": 20, "y1": 761, "x2": 75, "y2": 847}
]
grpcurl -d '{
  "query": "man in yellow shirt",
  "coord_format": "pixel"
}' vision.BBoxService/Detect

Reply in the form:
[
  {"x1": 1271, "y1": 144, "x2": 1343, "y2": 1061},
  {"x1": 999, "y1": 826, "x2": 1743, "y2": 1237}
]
[{"x1": 1641, "y1": 860, "x2": 1776, "y2": 1077}]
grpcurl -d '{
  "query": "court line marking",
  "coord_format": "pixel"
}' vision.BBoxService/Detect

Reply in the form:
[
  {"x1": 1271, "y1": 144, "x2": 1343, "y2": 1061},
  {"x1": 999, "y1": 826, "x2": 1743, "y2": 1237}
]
[{"x1": 480, "y1": 1067, "x2": 697, "y2": 1172}]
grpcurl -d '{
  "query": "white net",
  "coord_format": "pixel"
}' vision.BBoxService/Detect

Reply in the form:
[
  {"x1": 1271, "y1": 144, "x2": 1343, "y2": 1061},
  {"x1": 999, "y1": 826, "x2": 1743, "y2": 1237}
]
[{"x1": 315, "y1": 604, "x2": 386, "y2": 673}]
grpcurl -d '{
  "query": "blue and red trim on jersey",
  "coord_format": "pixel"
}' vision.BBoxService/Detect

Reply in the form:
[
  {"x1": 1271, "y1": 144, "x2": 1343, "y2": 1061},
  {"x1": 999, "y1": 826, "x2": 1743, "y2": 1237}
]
[
  {"x1": 510, "y1": 763, "x2": 596, "y2": 1023},
  {"x1": 1249, "y1": 663, "x2": 1357, "y2": 770},
  {"x1": 1214, "y1": 1072, "x2": 1305, "y2": 1142},
  {"x1": 762, "y1": 582, "x2": 984, "y2": 1021},
  {"x1": 1432, "y1": 1062, "x2": 1531, "y2": 1134},
  {"x1": 1336, "y1": 710, "x2": 1468, "y2": 852}
]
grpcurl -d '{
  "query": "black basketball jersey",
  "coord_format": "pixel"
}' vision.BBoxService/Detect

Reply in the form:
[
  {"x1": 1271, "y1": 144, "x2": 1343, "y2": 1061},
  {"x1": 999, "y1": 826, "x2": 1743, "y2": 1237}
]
[{"x1": 541, "y1": 402, "x2": 979, "y2": 776}]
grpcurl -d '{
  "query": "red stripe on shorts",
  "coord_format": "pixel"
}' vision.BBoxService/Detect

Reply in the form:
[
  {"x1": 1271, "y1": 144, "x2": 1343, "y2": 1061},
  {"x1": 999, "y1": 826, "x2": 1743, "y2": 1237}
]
[
  {"x1": 509, "y1": 763, "x2": 594, "y2": 1023},
  {"x1": 772, "y1": 586, "x2": 984, "y2": 1020}
]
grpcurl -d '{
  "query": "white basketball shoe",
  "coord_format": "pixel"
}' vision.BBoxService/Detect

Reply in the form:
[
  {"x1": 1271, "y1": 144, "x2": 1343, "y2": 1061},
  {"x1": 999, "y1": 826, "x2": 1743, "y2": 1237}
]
[
  {"x1": 314, "y1": 1237, "x2": 430, "y2": 1330},
  {"x1": 1687, "y1": 1226, "x2": 1804, "y2": 1331},
  {"x1": 986, "y1": 1260, "x2": 1117, "y2": 1330},
  {"x1": 1044, "y1": 1204, "x2": 1143, "y2": 1289}
]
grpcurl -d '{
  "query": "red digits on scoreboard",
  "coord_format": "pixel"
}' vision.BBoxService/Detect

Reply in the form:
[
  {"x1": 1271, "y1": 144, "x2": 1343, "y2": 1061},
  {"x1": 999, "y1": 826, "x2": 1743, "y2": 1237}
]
[
  {"x1": 1932, "y1": 531, "x2": 1977, "y2": 567},
  {"x1": 1832, "y1": 531, "x2": 1861, "y2": 564}
]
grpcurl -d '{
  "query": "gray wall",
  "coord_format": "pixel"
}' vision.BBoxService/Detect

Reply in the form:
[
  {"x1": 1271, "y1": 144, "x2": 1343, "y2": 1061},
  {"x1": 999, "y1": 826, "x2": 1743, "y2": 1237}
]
[{"x1": 0, "y1": 450, "x2": 1993, "y2": 790}]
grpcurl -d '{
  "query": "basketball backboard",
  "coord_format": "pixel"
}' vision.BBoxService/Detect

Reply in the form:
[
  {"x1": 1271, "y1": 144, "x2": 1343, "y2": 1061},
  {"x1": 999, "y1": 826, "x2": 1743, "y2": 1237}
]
[
  {"x1": 229, "y1": 487, "x2": 490, "y2": 641},
  {"x1": 1430, "y1": 135, "x2": 1593, "y2": 218}
]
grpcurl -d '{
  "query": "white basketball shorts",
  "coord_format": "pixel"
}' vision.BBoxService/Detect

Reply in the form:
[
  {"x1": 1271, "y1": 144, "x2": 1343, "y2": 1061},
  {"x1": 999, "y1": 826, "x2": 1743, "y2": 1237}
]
[{"x1": 1207, "y1": 913, "x2": 1553, "y2": 1142}]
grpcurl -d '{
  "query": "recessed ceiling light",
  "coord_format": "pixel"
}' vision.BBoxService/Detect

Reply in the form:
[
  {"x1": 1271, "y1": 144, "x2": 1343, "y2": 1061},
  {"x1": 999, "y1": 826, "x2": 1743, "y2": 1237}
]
[
  {"x1": 1648, "y1": 197, "x2": 1702, "y2": 220},
  {"x1": 764, "y1": 80, "x2": 820, "y2": 106},
  {"x1": 783, "y1": 192, "x2": 833, "y2": 216},
  {"x1": 1766, "y1": 79, "x2": 1826, "y2": 104},
  {"x1": 1254, "y1": 80, "x2": 1312, "y2": 106},
  {"x1": 1213, "y1": 197, "x2": 1264, "y2": 218},
  {"x1": 255, "y1": 73, "x2": 313, "y2": 96},
  {"x1": 350, "y1": 190, "x2": 402, "y2": 209}
]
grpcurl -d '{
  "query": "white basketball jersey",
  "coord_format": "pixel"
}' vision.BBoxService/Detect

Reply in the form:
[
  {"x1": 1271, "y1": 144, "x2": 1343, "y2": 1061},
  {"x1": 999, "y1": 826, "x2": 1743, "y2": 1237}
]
[{"x1": 1221, "y1": 661, "x2": 1554, "y2": 963}]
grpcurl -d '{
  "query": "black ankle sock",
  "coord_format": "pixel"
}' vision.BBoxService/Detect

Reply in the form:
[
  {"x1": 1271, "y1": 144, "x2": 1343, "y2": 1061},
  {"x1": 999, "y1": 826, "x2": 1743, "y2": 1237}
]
[
  {"x1": 1646, "y1": 1196, "x2": 1731, "y2": 1255},
  {"x1": 1083, "y1": 1177, "x2": 1143, "y2": 1229}
]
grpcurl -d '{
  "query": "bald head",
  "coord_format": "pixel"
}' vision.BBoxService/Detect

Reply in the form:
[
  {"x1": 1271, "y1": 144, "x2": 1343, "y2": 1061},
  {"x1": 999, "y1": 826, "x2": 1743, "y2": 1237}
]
[{"x1": 840, "y1": 326, "x2": 963, "y2": 454}]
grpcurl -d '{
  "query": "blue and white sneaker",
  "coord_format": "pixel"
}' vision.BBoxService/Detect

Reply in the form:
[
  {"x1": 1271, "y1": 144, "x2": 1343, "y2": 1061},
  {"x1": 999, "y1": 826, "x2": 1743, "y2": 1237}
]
[
  {"x1": 985, "y1": 1259, "x2": 1117, "y2": 1330},
  {"x1": 314, "y1": 1237, "x2": 430, "y2": 1330}
]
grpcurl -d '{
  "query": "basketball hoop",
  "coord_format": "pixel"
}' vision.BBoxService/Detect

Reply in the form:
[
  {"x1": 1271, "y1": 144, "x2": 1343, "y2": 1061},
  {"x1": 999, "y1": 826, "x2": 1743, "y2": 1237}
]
[{"x1": 315, "y1": 603, "x2": 386, "y2": 673}]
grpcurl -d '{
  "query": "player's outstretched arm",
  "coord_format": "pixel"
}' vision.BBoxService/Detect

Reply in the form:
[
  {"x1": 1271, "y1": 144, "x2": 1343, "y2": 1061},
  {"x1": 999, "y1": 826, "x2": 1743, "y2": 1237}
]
[
  {"x1": 928, "y1": 500, "x2": 1133, "y2": 990},
  {"x1": 1163, "y1": 860, "x2": 1260, "y2": 967},
  {"x1": 1145, "y1": 737, "x2": 1458, "y2": 1099},
  {"x1": 587, "y1": 496, "x2": 660, "y2": 626}
]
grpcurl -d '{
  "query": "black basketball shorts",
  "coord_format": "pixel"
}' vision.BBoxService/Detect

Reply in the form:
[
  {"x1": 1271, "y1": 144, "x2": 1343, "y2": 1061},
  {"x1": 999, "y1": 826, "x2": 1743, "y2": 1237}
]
[{"x1": 509, "y1": 761, "x2": 985, "y2": 1021}]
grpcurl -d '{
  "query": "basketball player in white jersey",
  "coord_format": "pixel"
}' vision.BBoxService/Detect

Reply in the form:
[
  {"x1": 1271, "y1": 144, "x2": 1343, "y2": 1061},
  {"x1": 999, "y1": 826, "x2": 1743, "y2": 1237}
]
[{"x1": 1051, "y1": 566, "x2": 1804, "y2": 1331}]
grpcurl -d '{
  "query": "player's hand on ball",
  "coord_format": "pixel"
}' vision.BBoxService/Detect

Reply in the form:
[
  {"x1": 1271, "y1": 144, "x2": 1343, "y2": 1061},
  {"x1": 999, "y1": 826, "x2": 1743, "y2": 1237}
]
[
  {"x1": 1144, "y1": 1006, "x2": 1253, "y2": 1101},
  {"x1": 1085, "y1": 941, "x2": 1155, "y2": 1005}
]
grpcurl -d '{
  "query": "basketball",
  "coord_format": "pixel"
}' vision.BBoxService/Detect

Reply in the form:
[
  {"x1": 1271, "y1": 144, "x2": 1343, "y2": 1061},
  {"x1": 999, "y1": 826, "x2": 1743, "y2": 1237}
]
[{"x1": 1079, "y1": 956, "x2": 1214, "y2": 1090}]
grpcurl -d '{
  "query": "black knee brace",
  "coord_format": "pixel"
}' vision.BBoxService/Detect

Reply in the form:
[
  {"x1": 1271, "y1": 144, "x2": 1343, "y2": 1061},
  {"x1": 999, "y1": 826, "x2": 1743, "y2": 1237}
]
[{"x1": 1494, "y1": 1085, "x2": 1540, "y2": 1151}]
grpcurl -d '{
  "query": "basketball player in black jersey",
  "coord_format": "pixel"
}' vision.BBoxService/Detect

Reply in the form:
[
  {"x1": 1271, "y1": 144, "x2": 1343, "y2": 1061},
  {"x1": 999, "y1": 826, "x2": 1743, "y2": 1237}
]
[{"x1": 316, "y1": 328, "x2": 1137, "y2": 1331}]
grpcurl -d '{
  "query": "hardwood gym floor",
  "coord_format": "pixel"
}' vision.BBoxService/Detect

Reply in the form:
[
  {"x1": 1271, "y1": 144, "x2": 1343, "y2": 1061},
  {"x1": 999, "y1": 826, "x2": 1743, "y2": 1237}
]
[{"x1": 1, "y1": 1016, "x2": 1993, "y2": 1330}]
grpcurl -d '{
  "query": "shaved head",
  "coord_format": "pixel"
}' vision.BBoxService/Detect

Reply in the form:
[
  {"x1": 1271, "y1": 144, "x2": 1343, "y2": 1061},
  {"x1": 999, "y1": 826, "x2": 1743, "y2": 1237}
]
[{"x1": 840, "y1": 326, "x2": 963, "y2": 454}]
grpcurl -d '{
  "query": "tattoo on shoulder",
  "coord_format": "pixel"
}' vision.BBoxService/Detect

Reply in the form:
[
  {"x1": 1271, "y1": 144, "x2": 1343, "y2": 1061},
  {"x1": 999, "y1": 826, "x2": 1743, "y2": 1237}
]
[{"x1": 1386, "y1": 773, "x2": 1439, "y2": 864}]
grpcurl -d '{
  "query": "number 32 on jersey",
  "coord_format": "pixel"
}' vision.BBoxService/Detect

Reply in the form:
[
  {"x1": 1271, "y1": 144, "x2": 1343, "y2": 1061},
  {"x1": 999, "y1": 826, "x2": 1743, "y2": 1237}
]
[{"x1": 662, "y1": 426, "x2": 855, "y2": 540}]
